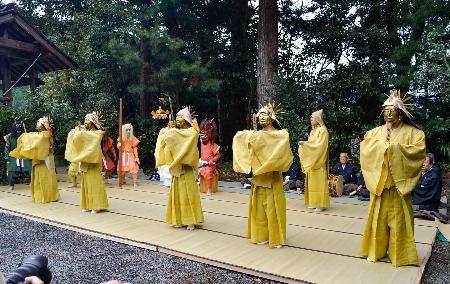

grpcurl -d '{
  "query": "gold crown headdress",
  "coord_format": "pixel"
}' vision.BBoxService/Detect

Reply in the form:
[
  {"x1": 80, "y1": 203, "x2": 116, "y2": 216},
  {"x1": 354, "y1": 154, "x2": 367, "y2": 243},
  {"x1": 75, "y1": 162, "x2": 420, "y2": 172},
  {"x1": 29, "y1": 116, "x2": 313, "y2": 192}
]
[
  {"x1": 37, "y1": 116, "x2": 54, "y2": 131},
  {"x1": 256, "y1": 100, "x2": 285, "y2": 126},
  {"x1": 382, "y1": 90, "x2": 414, "y2": 119},
  {"x1": 85, "y1": 111, "x2": 104, "y2": 130}
]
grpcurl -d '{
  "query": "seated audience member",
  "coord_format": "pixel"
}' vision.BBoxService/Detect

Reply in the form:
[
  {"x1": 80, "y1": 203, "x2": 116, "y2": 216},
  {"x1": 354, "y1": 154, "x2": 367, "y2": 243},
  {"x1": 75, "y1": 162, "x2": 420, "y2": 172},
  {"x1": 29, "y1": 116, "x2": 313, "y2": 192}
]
[
  {"x1": 349, "y1": 172, "x2": 370, "y2": 201},
  {"x1": 149, "y1": 170, "x2": 160, "y2": 181},
  {"x1": 412, "y1": 153, "x2": 442, "y2": 212},
  {"x1": 333, "y1": 152, "x2": 358, "y2": 194},
  {"x1": 241, "y1": 172, "x2": 252, "y2": 189},
  {"x1": 283, "y1": 161, "x2": 303, "y2": 192}
]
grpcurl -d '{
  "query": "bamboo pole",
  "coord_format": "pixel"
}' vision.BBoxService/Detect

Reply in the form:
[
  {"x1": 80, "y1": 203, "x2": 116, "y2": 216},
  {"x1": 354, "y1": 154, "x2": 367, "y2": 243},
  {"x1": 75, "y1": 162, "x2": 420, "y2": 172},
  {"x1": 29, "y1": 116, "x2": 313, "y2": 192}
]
[{"x1": 118, "y1": 98, "x2": 123, "y2": 188}]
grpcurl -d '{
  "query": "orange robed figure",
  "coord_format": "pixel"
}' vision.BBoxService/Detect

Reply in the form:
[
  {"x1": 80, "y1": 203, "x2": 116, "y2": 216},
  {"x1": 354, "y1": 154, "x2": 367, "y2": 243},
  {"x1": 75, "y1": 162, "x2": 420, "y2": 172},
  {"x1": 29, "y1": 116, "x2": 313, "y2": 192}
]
[
  {"x1": 118, "y1": 123, "x2": 140, "y2": 187},
  {"x1": 198, "y1": 119, "x2": 221, "y2": 195}
]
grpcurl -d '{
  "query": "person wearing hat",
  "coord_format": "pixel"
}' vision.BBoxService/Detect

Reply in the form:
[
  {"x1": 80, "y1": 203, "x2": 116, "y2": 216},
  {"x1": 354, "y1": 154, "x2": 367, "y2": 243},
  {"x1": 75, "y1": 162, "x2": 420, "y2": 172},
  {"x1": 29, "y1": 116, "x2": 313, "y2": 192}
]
[
  {"x1": 9, "y1": 116, "x2": 59, "y2": 203},
  {"x1": 359, "y1": 90, "x2": 426, "y2": 267},
  {"x1": 233, "y1": 102, "x2": 293, "y2": 248},
  {"x1": 155, "y1": 106, "x2": 204, "y2": 231},
  {"x1": 117, "y1": 123, "x2": 139, "y2": 187},
  {"x1": 65, "y1": 112, "x2": 108, "y2": 213},
  {"x1": 3, "y1": 120, "x2": 32, "y2": 190},
  {"x1": 298, "y1": 109, "x2": 330, "y2": 212}
]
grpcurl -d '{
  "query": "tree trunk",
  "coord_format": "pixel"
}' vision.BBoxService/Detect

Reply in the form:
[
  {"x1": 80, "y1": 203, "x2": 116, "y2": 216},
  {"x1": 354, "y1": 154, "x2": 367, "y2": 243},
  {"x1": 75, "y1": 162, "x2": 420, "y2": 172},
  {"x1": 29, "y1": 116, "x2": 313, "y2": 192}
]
[
  {"x1": 257, "y1": 0, "x2": 278, "y2": 105},
  {"x1": 1, "y1": 56, "x2": 12, "y2": 106},
  {"x1": 216, "y1": 91, "x2": 223, "y2": 146},
  {"x1": 231, "y1": 0, "x2": 249, "y2": 72}
]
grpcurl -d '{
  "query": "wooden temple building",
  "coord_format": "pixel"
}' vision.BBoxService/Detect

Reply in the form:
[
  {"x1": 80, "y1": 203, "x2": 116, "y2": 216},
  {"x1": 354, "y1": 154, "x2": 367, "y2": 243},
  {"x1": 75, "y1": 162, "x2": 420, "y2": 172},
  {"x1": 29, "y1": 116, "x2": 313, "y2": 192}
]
[{"x1": 0, "y1": 4, "x2": 78, "y2": 106}]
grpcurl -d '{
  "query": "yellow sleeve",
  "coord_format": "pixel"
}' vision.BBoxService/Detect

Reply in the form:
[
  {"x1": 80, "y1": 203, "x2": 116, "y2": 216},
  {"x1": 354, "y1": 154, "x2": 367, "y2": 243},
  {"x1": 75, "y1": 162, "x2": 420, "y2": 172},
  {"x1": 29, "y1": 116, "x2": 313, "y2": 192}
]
[
  {"x1": 10, "y1": 132, "x2": 50, "y2": 160},
  {"x1": 161, "y1": 128, "x2": 199, "y2": 177},
  {"x1": 155, "y1": 128, "x2": 168, "y2": 167},
  {"x1": 360, "y1": 127, "x2": 388, "y2": 196},
  {"x1": 298, "y1": 127, "x2": 329, "y2": 173},
  {"x1": 65, "y1": 129, "x2": 103, "y2": 164},
  {"x1": 250, "y1": 129, "x2": 293, "y2": 175},
  {"x1": 360, "y1": 125, "x2": 426, "y2": 196},
  {"x1": 232, "y1": 130, "x2": 253, "y2": 174},
  {"x1": 389, "y1": 127, "x2": 426, "y2": 195},
  {"x1": 65, "y1": 129, "x2": 76, "y2": 162}
]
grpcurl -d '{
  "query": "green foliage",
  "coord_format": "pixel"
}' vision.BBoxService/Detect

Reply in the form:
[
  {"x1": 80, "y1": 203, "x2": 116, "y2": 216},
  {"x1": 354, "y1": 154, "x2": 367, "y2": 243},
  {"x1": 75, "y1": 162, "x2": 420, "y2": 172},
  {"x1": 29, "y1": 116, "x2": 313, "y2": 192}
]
[
  {"x1": 411, "y1": 18, "x2": 450, "y2": 161},
  {"x1": 2, "y1": 0, "x2": 447, "y2": 170},
  {"x1": 133, "y1": 118, "x2": 160, "y2": 173},
  {"x1": 276, "y1": 0, "x2": 449, "y2": 167}
]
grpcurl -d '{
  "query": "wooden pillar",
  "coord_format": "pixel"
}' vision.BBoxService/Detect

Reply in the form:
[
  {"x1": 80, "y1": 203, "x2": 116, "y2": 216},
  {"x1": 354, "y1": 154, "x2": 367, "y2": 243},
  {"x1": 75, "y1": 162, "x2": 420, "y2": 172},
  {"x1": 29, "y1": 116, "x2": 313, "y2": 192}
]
[
  {"x1": 1, "y1": 56, "x2": 12, "y2": 106},
  {"x1": 1, "y1": 26, "x2": 12, "y2": 106},
  {"x1": 118, "y1": 98, "x2": 124, "y2": 188}
]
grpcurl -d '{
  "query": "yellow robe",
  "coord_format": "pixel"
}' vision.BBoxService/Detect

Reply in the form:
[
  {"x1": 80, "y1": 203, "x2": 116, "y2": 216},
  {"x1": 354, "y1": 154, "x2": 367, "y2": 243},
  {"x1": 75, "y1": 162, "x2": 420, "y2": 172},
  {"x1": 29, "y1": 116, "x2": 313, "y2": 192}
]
[
  {"x1": 155, "y1": 127, "x2": 204, "y2": 225},
  {"x1": 298, "y1": 126, "x2": 329, "y2": 208},
  {"x1": 65, "y1": 129, "x2": 108, "y2": 210},
  {"x1": 10, "y1": 131, "x2": 59, "y2": 203},
  {"x1": 233, "y1": 129, "x2": 293, "y2": 247},
  {"x1": 359, "y1": 122, "x2": 425, "y2": 267}
]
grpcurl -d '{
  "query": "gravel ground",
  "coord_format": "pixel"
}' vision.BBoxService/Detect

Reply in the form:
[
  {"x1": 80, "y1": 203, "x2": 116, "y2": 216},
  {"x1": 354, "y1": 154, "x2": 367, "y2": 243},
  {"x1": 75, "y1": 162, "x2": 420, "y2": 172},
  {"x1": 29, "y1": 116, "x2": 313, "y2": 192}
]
[
  {"x1": 0, "y1": 211, "x2": 448, "y2": 284},
  {"x1": 422, "y1": 240, "x2": 450, "y2": 284},
  {"x1": 0, "y1": 213, "x2": 274, "y2": 284}
]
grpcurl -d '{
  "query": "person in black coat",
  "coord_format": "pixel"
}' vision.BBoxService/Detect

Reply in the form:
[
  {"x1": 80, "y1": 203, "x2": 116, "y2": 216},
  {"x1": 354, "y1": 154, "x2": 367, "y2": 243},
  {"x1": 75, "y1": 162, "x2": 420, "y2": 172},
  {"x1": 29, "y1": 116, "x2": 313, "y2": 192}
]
[
  {"x1": 412, "y1": 153, "x2": 442, "y2": 212},
  {"x1": 332, "y1": 153, "x2": 358, "y2": 194},
  {"x1": 283, "y1": 161, "x2": 303, "y2": 192}
]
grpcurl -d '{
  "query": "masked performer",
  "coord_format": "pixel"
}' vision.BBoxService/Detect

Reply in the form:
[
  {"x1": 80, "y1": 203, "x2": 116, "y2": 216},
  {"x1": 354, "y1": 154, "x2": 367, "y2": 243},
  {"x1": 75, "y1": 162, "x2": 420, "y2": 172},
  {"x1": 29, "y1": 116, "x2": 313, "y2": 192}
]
[
  {"x1": 198, "y1": 119, "x2": 221, "y2": 196},
  {"x1": 66, "y1": 112, "x2": 108, "y2": 213},
  {"x1": 233, "y1": 102, "x2": 293, "y2": 248},
  {"x1": 4, "y1": 121, "x2": 32, "y2": 190},
  {"x1": 155, "y1": 107, "x2": 204, "y2": 231},
  {"x1": 298, "y1": 109, "x2": 330, "y2": 212},
  {"x1": 102, "y1": 128, "x2": 116, "y2": 184},
  {"x1": 118, "y1": 124, "x2": 140, "y2": 187},
  {"x1": 360, "y1": 91, "x2": 426, "y2": 267},
  {"x1": 10, "y1": 117, "x2": 59, "y2": 203}
]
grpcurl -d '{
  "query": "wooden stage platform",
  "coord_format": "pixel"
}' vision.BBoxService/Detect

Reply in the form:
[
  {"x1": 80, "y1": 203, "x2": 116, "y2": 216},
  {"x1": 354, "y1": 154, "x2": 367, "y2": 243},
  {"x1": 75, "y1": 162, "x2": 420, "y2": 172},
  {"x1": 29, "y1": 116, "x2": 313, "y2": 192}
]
[{"x1": 0, "y1": 179, "x2": 437, "y2": 284}]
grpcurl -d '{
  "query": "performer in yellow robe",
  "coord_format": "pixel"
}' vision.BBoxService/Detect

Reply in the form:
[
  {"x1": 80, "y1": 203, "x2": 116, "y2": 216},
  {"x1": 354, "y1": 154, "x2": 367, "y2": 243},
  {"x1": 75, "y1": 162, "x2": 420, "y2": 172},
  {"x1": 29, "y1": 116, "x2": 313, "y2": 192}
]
[
  {"x1": 360, "y1": 91, "x2": 426, "y2": 267},
  {"x1": 10, "y1": 116, "x2": 59, "y2": 203},
  {"x1": 298, "y1": 109, "x2": 330, "y2": 212},
  {"x1": 155, "y1": 107, "x2": 204, "y2": 230},
  {"x1": 68, "y1": 162, "x2": 79, "y2": 188},
  {"x1": 65, "y1": 112, "x2": 108, "y2": 213},
  {"x1": 233, "y1": 102, "x2": 293, "y2": 248}
]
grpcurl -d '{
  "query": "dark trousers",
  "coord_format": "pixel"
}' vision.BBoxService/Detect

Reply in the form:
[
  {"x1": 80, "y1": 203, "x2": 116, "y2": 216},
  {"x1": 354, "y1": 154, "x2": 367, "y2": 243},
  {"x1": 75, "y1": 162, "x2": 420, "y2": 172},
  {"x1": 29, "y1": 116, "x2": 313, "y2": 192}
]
[
  {"x1": 8, "y1": 170, "x2": 30, "y2": 186},
  {"x1": 283, "y1": 179, "x2": 303, "y2": 191}
]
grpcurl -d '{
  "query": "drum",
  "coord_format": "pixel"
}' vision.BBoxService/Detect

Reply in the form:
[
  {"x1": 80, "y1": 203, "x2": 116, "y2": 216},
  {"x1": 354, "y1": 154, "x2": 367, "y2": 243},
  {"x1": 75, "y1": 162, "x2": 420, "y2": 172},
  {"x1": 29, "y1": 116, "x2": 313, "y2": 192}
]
[{"x1": 329, "y1": 175, "x2": 344, "y2": 197}]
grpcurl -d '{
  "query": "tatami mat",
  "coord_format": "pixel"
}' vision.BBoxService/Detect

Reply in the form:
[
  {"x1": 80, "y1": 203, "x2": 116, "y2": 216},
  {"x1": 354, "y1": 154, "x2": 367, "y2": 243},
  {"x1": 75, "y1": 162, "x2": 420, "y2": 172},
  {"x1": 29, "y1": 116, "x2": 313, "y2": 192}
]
[{"x1": 0, "y1": 179, "x2": 437, "y2": 284}]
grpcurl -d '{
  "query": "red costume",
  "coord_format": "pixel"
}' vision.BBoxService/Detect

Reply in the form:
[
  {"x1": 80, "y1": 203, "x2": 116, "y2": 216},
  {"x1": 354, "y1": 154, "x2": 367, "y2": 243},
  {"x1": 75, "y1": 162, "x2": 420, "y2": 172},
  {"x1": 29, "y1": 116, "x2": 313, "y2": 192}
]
[
  {"x1": 198, "y1": 119, "x2": 221, "y2": 194},
  {"x1": 102, "y1": 136, "x2": 116, "y2": 179}
]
